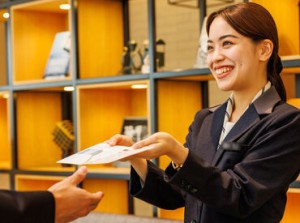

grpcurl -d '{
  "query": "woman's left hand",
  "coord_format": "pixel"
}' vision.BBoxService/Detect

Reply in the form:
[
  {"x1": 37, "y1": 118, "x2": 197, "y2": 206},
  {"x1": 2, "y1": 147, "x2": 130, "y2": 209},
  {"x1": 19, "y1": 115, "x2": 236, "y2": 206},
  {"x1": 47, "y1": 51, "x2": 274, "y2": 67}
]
[{"x1": 132, "y1": 132, "x2": 189, "y2": 165}]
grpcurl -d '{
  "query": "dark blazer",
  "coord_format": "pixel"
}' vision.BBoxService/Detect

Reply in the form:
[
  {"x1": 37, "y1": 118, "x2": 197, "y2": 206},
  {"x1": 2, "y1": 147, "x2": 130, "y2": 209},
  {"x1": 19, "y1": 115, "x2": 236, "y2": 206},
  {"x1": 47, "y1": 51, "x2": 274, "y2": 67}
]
[
  {"x1": 0, "y1": 190, "x2": 55, "y2": 223},
  {"x1": 130, "y1": 87, "x2": 300, "y2": 223}
]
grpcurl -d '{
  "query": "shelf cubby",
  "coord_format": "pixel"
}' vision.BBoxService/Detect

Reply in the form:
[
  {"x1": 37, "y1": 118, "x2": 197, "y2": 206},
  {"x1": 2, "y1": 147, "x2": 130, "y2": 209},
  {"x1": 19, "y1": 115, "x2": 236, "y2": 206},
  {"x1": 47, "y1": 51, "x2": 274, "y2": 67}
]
[
  {"x1": 156, "y1": 79, "x2": 202, "y2": 220},
  {"x1": 253, "y1": 0, "x2": 299, "y2": 56},
  {"x1": 83, "y1": 178, "x2": 129, "y2": 214},
  {"x1": 0, "y1": 10, "x2": 7, "y2": 86},
  {"x1": 77, "y1": 80, "x2": 150, "y2": 169},
  {"x1": 77, "y1": 0, "x2": 124, "y2": 79},
  {"x1": 0, "y1": 173, "x2": 10, "y2": 189},
  {"x1": 0, "y1": 91, "x2": 11, "y2": 170},
  {"x1": 11, "y1": 0, "x2": 71, "y2": 84},
  {"x1": 281, "y1": 189, "x2": 300, "y2": 223},
  {"x1": 15, "y1": 89, "x2": 73, "y2": 170},
  {"x1": 15, "y1": 174, "x2": 64, "y2": 190}
]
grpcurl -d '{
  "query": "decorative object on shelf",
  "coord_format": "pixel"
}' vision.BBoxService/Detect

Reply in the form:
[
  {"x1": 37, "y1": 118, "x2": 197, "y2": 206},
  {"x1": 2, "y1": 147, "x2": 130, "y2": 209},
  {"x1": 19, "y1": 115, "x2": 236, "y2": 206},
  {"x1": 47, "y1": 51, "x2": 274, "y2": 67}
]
[
  {"x1": 194, "y1": 16, "x2": 208, "y2": 68},
  {"x1": 141, "y1": 39, "x2": 150, "y2": 74},
  {"x1": 120, "y1": 40, "x2": 143, "y2": 75},
  {"x1": 156, "y1": 38, "x2": 166, "y2": 71},
  {"x1": 141, "y1": 38, "x2": 166, "y2": 73},
  {"x1": 52, "y1": 120, "x2": 74, "y2": 167},
  {"x1": 43, "y1": 31, "x2": 70, "y2": 80},
  {"x1": 113, "y1": 117, "x2": 148, "y2": 167},
  {"x1": 121, "y1": 117, "x2": 148, "y2": 142}
]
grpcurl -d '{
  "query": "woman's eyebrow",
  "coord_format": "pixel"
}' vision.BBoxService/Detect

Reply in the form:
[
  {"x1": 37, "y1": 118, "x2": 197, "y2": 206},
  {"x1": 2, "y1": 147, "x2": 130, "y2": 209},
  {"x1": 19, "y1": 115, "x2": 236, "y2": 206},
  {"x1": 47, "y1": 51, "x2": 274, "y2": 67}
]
[{"x1": 207, "y1": 34, "x2": 238, "y2": 43}]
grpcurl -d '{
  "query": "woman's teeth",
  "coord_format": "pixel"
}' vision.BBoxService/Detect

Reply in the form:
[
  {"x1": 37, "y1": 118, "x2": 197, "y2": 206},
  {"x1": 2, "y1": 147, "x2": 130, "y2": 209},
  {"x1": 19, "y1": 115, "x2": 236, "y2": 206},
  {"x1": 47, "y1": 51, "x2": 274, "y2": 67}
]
[{"x1": 215, "y1": 67, "x2": 231, "y2": 75}]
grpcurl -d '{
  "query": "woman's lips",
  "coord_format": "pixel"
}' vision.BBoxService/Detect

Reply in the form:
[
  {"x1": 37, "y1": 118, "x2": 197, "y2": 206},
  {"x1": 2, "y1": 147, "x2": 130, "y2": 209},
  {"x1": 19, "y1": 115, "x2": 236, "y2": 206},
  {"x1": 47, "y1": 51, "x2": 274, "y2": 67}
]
[{"x1": 214, "y1": 66, "x2": 233, "y2": 79}]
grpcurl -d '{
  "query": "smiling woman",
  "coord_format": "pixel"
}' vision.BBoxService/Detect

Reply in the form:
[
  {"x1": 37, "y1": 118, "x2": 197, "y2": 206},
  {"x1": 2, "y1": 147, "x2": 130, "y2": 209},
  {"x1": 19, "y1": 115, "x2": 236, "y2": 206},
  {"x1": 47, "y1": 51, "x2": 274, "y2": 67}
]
[{"x1": 106, "y1": 2, "x2": 300, "y2": 223}]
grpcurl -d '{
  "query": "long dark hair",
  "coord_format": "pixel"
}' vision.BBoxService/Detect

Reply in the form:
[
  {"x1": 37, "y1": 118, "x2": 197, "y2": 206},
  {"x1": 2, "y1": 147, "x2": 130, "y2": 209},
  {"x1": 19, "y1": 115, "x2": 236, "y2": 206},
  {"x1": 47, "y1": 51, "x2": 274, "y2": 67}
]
[{"x1": 206, "y1": 2, "x2": 286, "y2": 101}]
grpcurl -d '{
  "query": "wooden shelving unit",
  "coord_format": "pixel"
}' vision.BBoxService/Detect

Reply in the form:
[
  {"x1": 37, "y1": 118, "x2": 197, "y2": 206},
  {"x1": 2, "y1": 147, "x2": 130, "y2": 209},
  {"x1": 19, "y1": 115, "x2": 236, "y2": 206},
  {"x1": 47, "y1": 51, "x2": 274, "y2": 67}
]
[{"x1": 0, "y1": 0, "x2": 299, "y2": 220}]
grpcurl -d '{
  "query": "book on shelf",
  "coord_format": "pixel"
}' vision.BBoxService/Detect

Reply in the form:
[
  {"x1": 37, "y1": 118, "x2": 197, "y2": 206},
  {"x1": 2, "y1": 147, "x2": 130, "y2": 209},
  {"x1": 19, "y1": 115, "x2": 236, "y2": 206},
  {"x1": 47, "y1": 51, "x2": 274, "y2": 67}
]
[{"x1": 43, "y1": 31, "x2": 70, "y2": 80}]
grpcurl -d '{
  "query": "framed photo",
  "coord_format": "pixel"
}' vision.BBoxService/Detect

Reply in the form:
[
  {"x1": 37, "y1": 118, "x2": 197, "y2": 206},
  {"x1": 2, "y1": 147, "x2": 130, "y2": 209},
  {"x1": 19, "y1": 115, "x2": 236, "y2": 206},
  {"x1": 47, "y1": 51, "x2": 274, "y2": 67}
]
[{"x1": 121, "y1": 117, "x2": 148, "y2": 142}]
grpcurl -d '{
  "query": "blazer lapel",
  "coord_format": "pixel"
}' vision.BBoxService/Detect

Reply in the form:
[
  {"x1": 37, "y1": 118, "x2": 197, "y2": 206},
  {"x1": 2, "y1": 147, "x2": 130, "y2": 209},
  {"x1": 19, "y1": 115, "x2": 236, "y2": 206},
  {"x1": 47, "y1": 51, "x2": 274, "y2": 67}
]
[
  {"x1": 211, "y1": 105, "x2": 260, "y2": 166},
  {"x1": 210, "y1": 102, "x2": 227, "y2": 151},
  {"x1": 210, "y1": 86, "x2": 281, "y2": 166}
]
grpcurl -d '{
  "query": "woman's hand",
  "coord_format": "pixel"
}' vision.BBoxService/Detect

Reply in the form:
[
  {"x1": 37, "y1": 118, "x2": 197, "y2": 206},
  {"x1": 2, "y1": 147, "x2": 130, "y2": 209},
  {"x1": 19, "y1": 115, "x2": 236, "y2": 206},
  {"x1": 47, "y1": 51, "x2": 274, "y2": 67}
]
[
  {"x1": 132, "y1": 132, "x2": 189, "y2": 165},
  {"x1": 107, "y1": 134, "x2": 148, "y2": 181},
  {"x1": 106, "y1": 134, "x2": 134, "y2": 147}
]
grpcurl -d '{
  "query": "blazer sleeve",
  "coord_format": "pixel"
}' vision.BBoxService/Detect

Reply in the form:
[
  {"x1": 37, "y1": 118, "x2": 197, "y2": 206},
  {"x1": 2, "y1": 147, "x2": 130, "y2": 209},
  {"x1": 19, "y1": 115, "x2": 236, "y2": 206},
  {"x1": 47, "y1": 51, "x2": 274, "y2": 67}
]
[
  {"x1": 0, "y1": 190, "x2": 55, "y2": 223},
  {"x1": 130, "y1": 160, "x2": 185, "y2": 210}
]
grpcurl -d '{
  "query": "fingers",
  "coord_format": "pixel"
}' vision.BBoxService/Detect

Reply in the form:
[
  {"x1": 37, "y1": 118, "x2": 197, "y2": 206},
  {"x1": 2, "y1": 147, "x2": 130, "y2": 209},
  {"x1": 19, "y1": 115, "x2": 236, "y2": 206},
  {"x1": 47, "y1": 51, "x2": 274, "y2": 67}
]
[
  {"x1": 107, "y1": 134, "x2": 134, "y2": 147},
  {"x1": 93, "y1": 191, "x2": 104, "y2": 202},
  {"x1": 69, "y1": 166, "x2": 88, "y2": 185}
]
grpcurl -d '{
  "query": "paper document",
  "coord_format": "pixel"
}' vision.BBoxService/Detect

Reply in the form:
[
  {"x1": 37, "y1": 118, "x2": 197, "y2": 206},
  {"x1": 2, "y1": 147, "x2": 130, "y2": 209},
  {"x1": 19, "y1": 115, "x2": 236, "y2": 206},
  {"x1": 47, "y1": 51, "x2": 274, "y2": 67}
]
[{"x1": 57, "y1": 143, "x2": 153, "y2": 165}]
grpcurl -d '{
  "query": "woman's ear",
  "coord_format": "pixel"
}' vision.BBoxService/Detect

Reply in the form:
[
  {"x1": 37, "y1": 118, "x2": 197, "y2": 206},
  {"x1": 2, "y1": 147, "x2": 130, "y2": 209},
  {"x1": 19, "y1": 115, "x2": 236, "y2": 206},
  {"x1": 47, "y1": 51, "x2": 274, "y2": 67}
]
[{"x1": 258, "y1": 39, "x2": 273, "y2": 61}]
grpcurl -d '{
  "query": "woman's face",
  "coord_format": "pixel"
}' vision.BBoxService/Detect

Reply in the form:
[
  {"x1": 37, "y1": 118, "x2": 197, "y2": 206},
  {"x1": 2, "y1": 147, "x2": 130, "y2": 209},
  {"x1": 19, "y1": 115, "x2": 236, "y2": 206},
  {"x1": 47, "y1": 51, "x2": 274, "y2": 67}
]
[{"x1": 207, "y1": 16, "x2": 266, "y2": 93}]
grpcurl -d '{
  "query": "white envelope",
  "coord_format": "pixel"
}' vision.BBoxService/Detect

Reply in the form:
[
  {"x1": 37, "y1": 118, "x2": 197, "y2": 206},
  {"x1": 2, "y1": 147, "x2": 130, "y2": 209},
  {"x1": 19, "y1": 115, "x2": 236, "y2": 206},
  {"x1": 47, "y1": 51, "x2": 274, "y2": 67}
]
[{"x1": 57, "y1": 143, "x2": 153, "y2": 165}]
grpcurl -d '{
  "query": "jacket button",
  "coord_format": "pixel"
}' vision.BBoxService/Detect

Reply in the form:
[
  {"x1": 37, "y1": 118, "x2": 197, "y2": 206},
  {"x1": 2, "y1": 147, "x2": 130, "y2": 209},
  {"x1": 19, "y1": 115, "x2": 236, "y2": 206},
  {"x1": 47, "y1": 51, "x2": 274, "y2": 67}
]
[{"x1": 190, "y1": 187, "x2": 198, "y2": 193}]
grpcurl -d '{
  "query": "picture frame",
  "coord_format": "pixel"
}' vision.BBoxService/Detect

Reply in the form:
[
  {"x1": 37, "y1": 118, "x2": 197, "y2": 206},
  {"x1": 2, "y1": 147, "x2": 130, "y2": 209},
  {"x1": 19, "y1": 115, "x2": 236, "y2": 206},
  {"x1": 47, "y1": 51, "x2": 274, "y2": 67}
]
[{"x1": 121, "y1": 117, "x2": 148, "y2": 142}]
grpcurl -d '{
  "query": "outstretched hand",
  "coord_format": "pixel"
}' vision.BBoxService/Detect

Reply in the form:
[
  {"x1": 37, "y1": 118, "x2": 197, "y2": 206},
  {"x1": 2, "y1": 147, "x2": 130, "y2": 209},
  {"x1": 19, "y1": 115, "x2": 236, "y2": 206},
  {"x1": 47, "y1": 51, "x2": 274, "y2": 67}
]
[
  {"x1": 48, "y1": 166, "x2": 103, "y2": 223},
  {"x1": 132, "y1": 132, "x2": 189, "y2": 165}
]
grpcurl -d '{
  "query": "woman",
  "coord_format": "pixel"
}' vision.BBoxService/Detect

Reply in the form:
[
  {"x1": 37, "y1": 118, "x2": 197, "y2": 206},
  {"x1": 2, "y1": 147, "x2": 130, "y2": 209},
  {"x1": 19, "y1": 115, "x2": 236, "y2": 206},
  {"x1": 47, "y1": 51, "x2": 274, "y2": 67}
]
[{"x1": 108, "y1": 3, "x2": 300, "y2": 223}]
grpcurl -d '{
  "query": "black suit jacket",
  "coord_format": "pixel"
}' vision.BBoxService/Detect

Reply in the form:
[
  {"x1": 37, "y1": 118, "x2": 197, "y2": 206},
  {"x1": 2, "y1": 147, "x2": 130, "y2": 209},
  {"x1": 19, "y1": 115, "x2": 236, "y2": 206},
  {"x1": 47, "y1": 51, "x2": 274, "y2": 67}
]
[
  {"x1": 130, "y1": 87, "x2": 300, "y2": 223},
  {"x1": 0, "y1": 190, "x2": 55, "y2": 223}
]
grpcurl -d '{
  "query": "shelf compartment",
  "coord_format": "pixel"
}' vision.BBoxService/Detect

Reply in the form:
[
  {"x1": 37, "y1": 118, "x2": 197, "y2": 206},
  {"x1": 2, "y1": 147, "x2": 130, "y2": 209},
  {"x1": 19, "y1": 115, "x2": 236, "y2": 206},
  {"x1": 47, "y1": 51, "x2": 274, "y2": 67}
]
[
  {"x1": 0, "y1": 10, "x2": 8, "y2": 86},
  {"x1": 11, "y1": 0, "x2": 71, "y2": 83},
  {"x1": 77, "y1": 0, "x2": 124, "y2": 78},
  {"x1": 77, "y1": 80, "x2": 150, "y2": 168},
  {"x1": 0, "y1": 173, "x2": 10, "y2": 189},
  {"x1": 155, "y1": 1, "x2": 201, "y2": 72},
  {"x1": 15, "y1": 174, "x2": 64, "y2": 190},
  {"x1": 15, "y1": 89, "x2": 73, "y2": 170},
  {"x1": 0, "y1": 91, "x2": 11, "y2": 170},
  {"x1": 253, "y1": 0, "x2": 299, "y2": 56},
  {"x1": 83, "y1": 178, "x2": 129, "y2": 214},
  {"x1": 281, "y1": 188, "x2": 300, "y2": 223},
  {"x1": 157, "y1": 80, "x2": 202, "y2": 169},
  {"x1": 156, "y1": 80, "x2": 202, "y2": 220}
]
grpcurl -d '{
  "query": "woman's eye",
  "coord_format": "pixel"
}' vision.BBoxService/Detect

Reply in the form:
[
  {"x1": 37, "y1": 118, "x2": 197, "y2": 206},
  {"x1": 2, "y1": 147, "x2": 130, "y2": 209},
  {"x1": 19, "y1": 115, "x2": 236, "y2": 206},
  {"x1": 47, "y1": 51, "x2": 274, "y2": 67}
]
[
  {"x1": 207, "y1": 45, "x2": 214, "y2": 52},
  {"x1": 223, "y1": 41, "x2": 232, "y2": 47}
]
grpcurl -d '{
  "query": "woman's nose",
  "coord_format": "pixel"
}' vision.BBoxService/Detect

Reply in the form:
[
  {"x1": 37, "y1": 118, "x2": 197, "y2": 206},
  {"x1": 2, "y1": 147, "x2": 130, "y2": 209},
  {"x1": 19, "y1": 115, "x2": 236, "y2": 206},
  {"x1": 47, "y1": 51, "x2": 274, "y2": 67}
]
[{"x1": 211, "y1": 48, "x2": 225, "y2": 62}]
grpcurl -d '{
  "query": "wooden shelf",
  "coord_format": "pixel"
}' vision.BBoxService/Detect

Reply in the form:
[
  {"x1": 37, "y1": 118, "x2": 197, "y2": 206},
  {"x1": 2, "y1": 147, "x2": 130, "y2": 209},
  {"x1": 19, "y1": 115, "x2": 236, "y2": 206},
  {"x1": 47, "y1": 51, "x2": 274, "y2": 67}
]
[
  {"x1": 0, "y1": 92, "x2": 11, "y2": 170},
  {"x1": 77, "y1": 80, "x2": 150, "y2": 167},
  {"x1": 77, "y1": 0, "x2": 124, "y2": 78},
  {"x1": 0, "y1": 15, "x2": 7, "y2": 86},
  {"x1": 156, "y1": 80, "x2": 201, "y2": 220},
  {"x1": 11, "y1": 0, "x2": 71, "y2": 83},
  {"x1": 281, "y1": 189, "x2": 300, "y2": 223},
  {"x1": 15, "y1": 174, "x2": 64, "y2": 191},
  {"x1": 253, "y1": 0, "x2": 299, "y2": 56},
  {"x1": 0, "y1": 173, "x2": 10, "y2": 189},
  {"x1": 15, "y1": 90, "x2": 72, "y2": 170},
  {"x1": 83, "y1": 178, "x2": 129, "y2": 214}
]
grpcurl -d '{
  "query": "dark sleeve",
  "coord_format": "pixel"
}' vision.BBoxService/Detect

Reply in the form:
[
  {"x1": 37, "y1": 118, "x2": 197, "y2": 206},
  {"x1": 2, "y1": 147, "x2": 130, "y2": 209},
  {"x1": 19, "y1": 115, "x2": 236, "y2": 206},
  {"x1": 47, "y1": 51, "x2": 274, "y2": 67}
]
[
  {"x1": 130, "y1": 160, "x2": 185, "y2": 210},
  {"x1": 0, "y1": 190, "x2": 55, "y2": 223}
]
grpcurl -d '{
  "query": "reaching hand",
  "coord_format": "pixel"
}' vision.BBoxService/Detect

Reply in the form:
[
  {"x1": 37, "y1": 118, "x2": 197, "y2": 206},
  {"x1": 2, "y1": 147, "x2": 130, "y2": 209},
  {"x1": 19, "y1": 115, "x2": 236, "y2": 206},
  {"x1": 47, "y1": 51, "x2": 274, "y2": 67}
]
[
  {"x1": 48, "y1": 166, "x2": 103, "y2": 223},
  {"x1": 132, "y1": 132, "x2": 189, "y2": 165},
  {"x1": 106, "y1": 134, "x2": 134, "y2": 147}
]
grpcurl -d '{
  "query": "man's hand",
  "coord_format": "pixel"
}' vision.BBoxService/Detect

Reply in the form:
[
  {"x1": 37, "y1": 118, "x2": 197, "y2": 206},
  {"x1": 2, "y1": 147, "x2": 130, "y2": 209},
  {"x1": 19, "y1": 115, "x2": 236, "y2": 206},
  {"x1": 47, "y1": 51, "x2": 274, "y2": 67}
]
[{"x1": 48, "y1": 166, "x2": 103, "y2": 223}]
